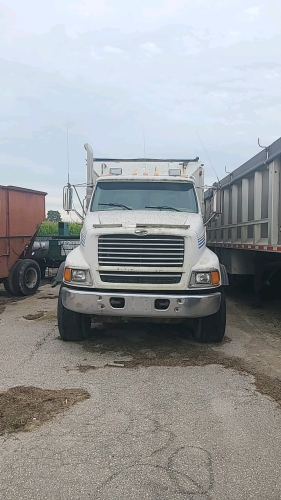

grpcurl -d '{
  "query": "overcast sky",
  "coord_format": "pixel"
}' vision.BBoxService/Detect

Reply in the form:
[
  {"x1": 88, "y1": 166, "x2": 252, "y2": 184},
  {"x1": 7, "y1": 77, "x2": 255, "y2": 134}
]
[{"x1": 0, "y1": 0, "x2": 281, "y2": 219}]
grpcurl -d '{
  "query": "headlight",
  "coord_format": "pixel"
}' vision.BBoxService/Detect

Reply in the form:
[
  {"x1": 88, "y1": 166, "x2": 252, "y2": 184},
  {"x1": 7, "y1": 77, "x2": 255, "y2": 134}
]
[
  {"x1": 71, "y1": 270, "x2": 86, "y2": 282},
  {"x1": 64, "y1": 268, "x2": 91, "y2": 284},
  {"x1": 195, "y1": 272, "x2": 211, "y2": 284},
  {"x1": 190, "y1": 270, "x2": 220, "y2": 287}
]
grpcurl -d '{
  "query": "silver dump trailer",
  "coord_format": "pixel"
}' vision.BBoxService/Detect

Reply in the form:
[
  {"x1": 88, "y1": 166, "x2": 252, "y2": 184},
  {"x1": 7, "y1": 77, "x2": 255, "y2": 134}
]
[{"x1": 204, "y1": 137, "x2": 281, "y2": 298}]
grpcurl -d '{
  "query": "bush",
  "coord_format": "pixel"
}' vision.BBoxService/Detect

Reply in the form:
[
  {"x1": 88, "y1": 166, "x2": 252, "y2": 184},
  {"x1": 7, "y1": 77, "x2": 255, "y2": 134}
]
[
  {"x1": 69, "y1": 223, "x2": 82, "y2": 235},
  {"x1": 37, "y1": 222, "x2": 82, "y2": 236}
]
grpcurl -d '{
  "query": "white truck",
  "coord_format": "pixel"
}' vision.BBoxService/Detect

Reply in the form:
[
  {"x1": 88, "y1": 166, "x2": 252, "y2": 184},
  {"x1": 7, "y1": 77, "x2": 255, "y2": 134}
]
[{"x1": 58, "y1": 144, "x2": 228, "y2": 343}]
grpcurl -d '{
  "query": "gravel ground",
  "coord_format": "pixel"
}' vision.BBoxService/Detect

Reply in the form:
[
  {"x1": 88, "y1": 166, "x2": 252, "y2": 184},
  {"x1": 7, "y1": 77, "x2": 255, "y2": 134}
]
[{"x1": 0, "y1": 282, "x2": 281, "y2": 499}]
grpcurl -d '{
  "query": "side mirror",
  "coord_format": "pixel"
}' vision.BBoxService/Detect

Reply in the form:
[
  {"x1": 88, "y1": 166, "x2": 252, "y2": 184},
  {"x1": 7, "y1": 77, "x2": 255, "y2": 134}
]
[
  {"x1": 212, "y1": 189, "x2": 222, "y2": 215},
  {"x1": 204, "y1": 187, "x2": 222, "y2": 225},
  {"x1": 63, "y1": 185, "x2": 73, "y2": 212}
]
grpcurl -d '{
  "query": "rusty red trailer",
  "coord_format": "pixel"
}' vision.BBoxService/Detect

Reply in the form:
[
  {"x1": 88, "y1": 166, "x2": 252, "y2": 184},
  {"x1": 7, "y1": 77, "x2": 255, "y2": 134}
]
[{"x1": 0, "y1": 185, "x2": 47, "y2": 296}]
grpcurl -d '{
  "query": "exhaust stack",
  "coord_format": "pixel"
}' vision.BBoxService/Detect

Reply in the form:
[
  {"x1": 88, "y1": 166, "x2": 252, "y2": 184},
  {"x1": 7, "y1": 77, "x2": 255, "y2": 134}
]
[{"x1": 84, "y1": 143, "x2": 94, "y2": 210}]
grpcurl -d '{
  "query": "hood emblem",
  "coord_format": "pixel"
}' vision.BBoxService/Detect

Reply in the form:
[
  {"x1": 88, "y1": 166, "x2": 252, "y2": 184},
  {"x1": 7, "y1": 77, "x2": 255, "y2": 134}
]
[{"x1": 135, "y1": 229, "x2": 148, "y2": 236}]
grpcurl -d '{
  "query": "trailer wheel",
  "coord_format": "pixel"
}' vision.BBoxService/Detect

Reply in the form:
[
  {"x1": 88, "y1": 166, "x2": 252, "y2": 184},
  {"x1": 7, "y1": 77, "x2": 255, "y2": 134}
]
[
  {"x1": 193, "y1": 288, "x2": 226, "y2": 343},
  {"x1": 57, "y1": 288, "x2": 92, "y2": 341},
  {"x1": 13, "y1": 259, "x2": 41, "y2": 296},
  {"x1": 3, "y1": 260, "x2": 22, "y2": 296}
]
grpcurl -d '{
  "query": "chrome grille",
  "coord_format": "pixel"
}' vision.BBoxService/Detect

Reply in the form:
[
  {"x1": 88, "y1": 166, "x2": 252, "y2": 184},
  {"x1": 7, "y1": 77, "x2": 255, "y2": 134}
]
[
  {"x1": 98, "y1": 234, "x2": 184, "y2": 267},
  {"x1": 99, "y1": 271, "x2": 182, "y2": 284}
]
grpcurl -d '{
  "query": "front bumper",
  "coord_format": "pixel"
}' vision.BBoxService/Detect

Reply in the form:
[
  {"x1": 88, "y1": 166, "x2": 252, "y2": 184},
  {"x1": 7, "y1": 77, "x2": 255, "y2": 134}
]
[{"x1": 61, "y1": 286, "x2": 221, "y2": 318}]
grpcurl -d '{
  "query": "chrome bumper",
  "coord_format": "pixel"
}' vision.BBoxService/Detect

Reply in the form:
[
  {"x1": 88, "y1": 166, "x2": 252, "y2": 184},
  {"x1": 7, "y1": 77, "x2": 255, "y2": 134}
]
[{"x1": 61, "y1": 287, "x2": 221, "y2": 318}]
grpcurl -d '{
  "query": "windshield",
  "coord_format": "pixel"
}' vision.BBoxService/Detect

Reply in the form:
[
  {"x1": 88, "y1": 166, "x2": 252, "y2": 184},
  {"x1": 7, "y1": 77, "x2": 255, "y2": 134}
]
[{"x1": 90, "y1": 181, "x2": 198, "y2": 213}]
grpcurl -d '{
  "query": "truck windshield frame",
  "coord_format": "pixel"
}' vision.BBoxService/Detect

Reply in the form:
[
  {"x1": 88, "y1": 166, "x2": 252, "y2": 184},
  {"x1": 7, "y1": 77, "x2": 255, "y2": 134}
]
[{"x1": 90, "y1": 181, "x2": 198, "y2": 213}]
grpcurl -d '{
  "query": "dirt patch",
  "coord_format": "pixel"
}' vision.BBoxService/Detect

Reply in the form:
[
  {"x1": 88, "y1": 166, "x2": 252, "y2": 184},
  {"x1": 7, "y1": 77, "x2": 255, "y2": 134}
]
[
  {"x1": 79, "y1": 323, "x2": 281, "y2": 406},
  {"x1": 38, "y1": 295, "x2": 58, "y2": 300},
  {"x1": 65, "y1": 361, "x2": 128, "y2": 372},
  {"x1": 24, "y1": 312, "x2": 45, "y2": 320},
  {"x1": 65, "y1": 364, "x2": 99, "y2": 373},
  {"x1": 0, "y1": 303, "x2": 5, "y2": 314},
  {"x1": 0, "y1": 386, "x2": 90, "y2": 435}
]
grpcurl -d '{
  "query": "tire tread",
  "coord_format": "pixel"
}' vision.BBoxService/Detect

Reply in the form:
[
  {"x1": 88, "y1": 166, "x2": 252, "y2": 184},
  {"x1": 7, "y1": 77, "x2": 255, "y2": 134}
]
[
  {"x1": 13, "y1": 259, "x2": 41, "y2": 296},
  {"x1": 57, "y1": 288, "x2": 91, "y2": 341},
  {"x1": 193, "y1": 288, "x2": 226, "y2": 343}
]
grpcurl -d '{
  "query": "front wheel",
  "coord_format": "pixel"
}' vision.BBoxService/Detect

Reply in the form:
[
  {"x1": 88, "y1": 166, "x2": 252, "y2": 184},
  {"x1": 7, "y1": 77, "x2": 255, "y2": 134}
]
[
  {"x1": 57, "y1": 288, "x2": 92, "y2": 341},
  {"x1": 193, "y1": 288, "x2": 226, "y2": 343}
]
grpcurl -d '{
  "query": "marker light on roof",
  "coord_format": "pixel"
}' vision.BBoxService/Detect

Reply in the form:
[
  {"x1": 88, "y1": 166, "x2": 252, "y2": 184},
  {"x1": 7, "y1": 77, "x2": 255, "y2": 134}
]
[
  {"x1": 110, "y1": 167, "x2": 122, "y2": 175},
  {"x1": 168, "y1": 168, "x2": 181, "y2": 176}
]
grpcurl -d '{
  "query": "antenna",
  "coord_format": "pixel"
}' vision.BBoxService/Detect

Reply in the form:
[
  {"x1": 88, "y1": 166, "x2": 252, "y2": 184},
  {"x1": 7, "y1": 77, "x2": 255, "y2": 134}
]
[
  {"x1": 66, "y1": 120, "x2": 70, "y2": 184},
  {"x1": 143, "y1": 127, "x2": 146, "y2": 158},
  {"x1": 196, "y1": 131, "x2": 220, "y2": 184}
]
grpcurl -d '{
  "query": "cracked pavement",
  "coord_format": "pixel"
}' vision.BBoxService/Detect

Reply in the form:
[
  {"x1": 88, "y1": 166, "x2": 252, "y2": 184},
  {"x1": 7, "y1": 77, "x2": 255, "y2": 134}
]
[{"x1": 0, "y1": 283, "x2": 281, "y2": 499}]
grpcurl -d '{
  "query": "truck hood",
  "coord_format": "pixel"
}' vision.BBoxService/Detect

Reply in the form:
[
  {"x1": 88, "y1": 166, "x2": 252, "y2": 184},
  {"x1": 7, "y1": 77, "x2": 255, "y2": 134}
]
[
  {"x1": 83, "y1": 210, "x2": 203, "y2": 235},
  {"x1": 98, "y1": 210, "x2": 189, "y2": 226}
]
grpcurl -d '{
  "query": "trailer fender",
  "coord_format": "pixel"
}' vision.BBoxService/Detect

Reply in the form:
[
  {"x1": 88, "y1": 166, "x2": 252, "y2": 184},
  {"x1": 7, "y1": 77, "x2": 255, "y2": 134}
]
[{"x1": 220, "y1": 263, "x2": 229, "y2": 285}]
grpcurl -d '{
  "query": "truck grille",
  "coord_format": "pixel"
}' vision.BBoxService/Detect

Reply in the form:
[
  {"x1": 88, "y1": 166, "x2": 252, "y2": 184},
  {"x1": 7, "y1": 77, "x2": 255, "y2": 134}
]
[
  {"x1": 98, "y1": 234, "x2": 184, "y2": 267},
  {"x1": 99, "y1": 271, "x2": 182, "y2": 284}
]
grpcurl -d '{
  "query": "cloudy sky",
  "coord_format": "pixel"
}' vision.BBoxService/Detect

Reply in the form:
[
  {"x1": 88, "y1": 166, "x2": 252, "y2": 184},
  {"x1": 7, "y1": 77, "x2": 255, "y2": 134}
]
[{"x1": 0, "y1": 0, "x2": 280, "y2": 219}]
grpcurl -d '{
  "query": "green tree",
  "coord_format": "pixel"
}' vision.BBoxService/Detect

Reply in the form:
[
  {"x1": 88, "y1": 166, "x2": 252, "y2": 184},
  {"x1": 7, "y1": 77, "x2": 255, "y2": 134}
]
[{"x1": 46, "y1": 210, "x2": 62, "y2": 222}]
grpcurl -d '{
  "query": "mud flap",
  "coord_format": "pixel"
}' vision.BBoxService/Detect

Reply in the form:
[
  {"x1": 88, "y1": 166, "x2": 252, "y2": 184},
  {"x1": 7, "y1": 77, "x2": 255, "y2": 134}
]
[
  {"x1": 52, "y1": 262, "x2": 65, "y2": 288},
  {"x1": 220, "y1": 263, "x2": 229, "y2": 285}
]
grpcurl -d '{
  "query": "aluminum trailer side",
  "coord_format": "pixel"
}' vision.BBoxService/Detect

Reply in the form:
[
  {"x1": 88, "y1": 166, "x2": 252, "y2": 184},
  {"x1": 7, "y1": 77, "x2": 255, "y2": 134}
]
[
  {"x1": 0, "y1": 185, "x2": 47, "y2": 296},
  {"x1": 204, "y1": 137, "x2": 281, "y2": 297}
]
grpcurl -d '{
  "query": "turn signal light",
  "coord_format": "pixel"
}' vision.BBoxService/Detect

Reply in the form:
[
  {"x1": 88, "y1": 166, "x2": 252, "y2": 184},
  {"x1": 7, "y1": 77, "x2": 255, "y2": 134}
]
[
  {"x1": 211, "y1": 271, "x2": 220, "y2": 285},
  {"x1": 64, "y1": 268, "x2": 71, "y2": 281}
]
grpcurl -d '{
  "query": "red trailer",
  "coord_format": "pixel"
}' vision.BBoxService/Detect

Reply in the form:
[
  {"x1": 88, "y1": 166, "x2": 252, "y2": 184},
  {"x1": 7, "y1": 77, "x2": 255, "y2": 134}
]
[{"x1": 0, "y1": 185, "x2": 47, "y2": 296}]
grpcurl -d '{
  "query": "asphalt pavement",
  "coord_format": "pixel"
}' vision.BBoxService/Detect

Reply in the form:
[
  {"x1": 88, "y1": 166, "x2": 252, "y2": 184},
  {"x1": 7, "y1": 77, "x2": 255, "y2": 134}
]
[{"x1": 0, "y1": 283, "x2": 281, "y2": 499}]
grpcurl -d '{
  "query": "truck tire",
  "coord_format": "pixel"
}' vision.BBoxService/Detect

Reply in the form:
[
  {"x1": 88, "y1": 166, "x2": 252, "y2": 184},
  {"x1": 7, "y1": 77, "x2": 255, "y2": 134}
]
[
  {"x1": 3, "y1": 276, "x2": 15, "y2": 296},
  {"x1": 13, "y1": 259, "x2": 41, "y2": 296},
  {"x1": 3, "y1": 260, "x2": 22, "y2": 296},
  {"x1": 57, "y1": 288, "x2": 92, "y2": 341},
  {"x1": 192, "y1": 288, "x2": 226, "y2": 343}
]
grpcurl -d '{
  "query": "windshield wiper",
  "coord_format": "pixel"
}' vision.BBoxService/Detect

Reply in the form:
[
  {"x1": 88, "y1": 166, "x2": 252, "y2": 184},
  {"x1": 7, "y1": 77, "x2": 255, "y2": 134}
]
[
  {"x1": 145, "y1": 205, "x2": 181, "y2": 212},
  {"x1": 98, "y1": 203, "x2": 132, "y2": 210}
]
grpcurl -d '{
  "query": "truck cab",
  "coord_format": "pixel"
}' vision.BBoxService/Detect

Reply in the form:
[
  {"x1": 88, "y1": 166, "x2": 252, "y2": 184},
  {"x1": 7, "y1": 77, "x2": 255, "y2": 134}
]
[{"x1": 58, "y1": 147, "x2": 226, "y2": 343}]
